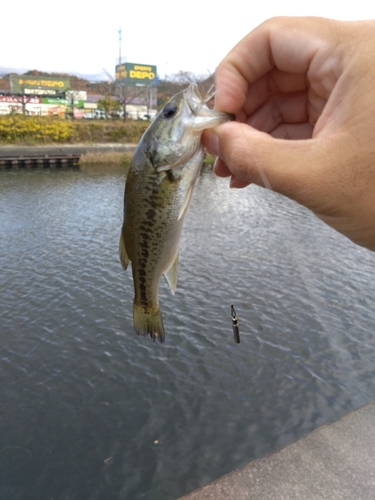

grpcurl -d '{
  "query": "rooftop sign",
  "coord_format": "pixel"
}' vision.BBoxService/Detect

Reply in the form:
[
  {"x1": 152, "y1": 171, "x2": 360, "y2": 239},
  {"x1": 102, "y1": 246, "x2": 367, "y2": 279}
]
[
  {"x1": 115, "y1": 63, "x2": 157, "y2": 85},
  {"x1": 10, "y1": 75, "x2": 70, "y2": 95}
]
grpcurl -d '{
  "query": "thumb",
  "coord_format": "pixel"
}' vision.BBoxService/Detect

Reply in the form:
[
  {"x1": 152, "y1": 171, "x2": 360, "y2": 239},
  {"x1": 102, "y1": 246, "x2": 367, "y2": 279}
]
[
  {"x1": 202, "y1": 121, "x2": 334, "y2": 213},
  {"x1": 203, "y1": 121, "x2": 375, "y2": 250}
]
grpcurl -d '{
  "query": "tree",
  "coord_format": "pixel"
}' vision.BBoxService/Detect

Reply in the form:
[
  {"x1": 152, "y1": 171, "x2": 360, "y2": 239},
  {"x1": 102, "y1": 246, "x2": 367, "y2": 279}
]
[
  {"x1": 157, "y1": 71, "x2": 215, "y2": 110},
  {"x1": 65, "y1": 89, "x2": 81, "y2": 119},
  {"x1": 97, "y1": 93, "x2": 121, "y2": 119},
  {"x1": 13, "y1": 84, "x2": 33, "y2": 115},
  {"x1": 0, "y1": 74, "x2": 10, "y2": 91},
  {"x1": 102, "y1": 68, "x2": 152, "y2": 121},
  {"x1": 114, "y1": 82, "x2": 149, "y2": 121}
]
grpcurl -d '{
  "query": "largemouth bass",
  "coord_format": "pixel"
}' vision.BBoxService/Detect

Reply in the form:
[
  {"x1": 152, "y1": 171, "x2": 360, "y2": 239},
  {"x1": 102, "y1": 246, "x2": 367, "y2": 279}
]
[{"x1": 119, "y1": 83, "x2": 233, "y2": 343}]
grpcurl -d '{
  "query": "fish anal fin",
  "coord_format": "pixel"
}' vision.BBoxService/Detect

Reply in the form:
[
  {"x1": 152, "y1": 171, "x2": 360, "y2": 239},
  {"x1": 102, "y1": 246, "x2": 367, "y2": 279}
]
[
  {"x1": 133, "y1": 303, "x2": 165, "y2": 343},
  {"x1": 119, "y1": 229, "x2": 130, "y2": 270},
  {"x1": 164, "y1": 252, "x2": 178, "y2": 295}
]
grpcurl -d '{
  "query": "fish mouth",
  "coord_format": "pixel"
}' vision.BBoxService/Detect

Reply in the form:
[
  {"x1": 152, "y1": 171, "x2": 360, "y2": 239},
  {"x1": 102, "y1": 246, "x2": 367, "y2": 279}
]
[
  {"x1": 184, "y1": 83, "x2": 234, "y2": 131},
  {"x1": 184, "y1": 83, "x2": 212, "y2": 114}
]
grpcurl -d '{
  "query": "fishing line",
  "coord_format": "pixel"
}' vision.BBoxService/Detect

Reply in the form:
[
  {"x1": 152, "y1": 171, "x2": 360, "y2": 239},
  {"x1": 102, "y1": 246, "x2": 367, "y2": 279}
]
[
  {"x1": 228, "y1": 123, "x2": 327, "y2": 343},
  {"x1": 228, "y1": 123, "x2": 272, "y2": 344},
  {"x1": 24, "y1": 337, "x2": 44, "y2": 358},
  {"x1": 236, "y1": 120, "x2": 331, "y2": 310},
  {"x1": 238, "y1": 120, "x2": 273, "y2": 191}
]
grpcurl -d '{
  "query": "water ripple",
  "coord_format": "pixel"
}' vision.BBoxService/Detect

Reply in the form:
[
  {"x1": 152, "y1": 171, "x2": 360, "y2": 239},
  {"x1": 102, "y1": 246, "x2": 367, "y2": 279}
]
[{"x1": 1, "y1": 168, "x2": 375, "y2": 499}]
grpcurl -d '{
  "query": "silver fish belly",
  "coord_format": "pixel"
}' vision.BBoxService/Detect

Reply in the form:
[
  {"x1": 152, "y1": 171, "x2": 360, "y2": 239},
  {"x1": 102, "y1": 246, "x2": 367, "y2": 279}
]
[{"x1": 119, "y1": 83, "x2": 233, "y2": 343}]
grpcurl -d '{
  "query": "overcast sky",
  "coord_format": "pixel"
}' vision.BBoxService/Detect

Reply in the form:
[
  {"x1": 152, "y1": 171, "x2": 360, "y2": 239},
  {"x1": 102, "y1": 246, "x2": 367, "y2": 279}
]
[{"x1": 2, "y1": 1, "x2": 375, "y2": 81}]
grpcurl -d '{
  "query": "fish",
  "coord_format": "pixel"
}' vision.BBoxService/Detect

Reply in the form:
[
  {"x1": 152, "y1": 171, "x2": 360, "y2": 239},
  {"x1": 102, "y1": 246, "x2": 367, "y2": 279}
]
[{"x1": 119, "y1": 83, "x2": 233, "y2": 343}]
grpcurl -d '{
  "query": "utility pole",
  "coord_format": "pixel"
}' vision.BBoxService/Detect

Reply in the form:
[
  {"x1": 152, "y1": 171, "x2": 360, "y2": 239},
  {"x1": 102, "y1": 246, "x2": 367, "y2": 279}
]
[
  {"x1": 118, "y1": 28, "x2": 126, "y2": 120},
  {"x1": 118, "y1": 28, "x2": 122, "y2": 68}
]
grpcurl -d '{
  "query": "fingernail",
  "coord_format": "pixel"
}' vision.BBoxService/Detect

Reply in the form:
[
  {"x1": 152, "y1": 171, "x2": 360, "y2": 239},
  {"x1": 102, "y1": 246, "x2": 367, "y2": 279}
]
[
  {"x1": 213, "y1": 157, "x2": 220, "y2": 173},
  {"x1": 230, "y1": 175, "x2": 249, "y2": 189},
  {"x1": 204, "y1": 130, "x2": 219, "y2": 157}
]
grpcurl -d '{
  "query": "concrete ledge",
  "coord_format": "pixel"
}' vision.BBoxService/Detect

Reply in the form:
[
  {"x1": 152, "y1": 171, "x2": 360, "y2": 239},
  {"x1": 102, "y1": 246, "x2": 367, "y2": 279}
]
[
  {"x1": 0, "y1": 143, "x2": 136, "y2": 157},
  {"x1": 179, "y1": 401, "x2": 375, "y2": 500}
]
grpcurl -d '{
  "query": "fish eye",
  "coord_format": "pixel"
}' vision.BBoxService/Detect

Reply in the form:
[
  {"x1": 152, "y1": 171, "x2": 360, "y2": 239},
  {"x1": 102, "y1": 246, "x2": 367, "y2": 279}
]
[{"x1": 162, "y1": 102, "x2": 178, "y2": 119}]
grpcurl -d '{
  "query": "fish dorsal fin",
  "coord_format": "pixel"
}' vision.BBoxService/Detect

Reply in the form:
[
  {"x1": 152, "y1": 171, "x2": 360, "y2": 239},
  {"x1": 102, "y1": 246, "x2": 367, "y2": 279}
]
[
  {"x1": 119, "y1": 229, "x2": 130, "y2": 270},
  {"x1": 178, "y1": 185, "x2": 194, "y2": 221},
  {"x1": 164, "y1": 251, "x2": 179, "y2": 295}
]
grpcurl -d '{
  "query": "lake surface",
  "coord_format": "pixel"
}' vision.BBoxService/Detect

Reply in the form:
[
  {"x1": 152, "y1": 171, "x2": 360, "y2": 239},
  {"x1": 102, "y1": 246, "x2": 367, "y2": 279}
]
[{"x1": 1, "y1": 165, "x2": 375, "y2": 500}]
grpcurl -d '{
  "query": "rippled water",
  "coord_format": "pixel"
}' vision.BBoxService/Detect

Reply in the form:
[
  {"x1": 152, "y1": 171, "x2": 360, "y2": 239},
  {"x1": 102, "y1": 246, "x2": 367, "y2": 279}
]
[{"x1": 1, "y1": 166, "x2": 375, "y2": 500}]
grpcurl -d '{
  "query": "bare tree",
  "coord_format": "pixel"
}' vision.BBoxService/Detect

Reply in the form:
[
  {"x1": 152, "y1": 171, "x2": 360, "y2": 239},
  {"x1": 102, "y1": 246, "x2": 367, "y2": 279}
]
[
  {"x1": 65, "y1": 89, "x2": 82, "y2": 119},
  {"x1": 13, "y1": 85, "x2": 33, "y2": 115},
  {"x1": 115, "y1": 83, "x2": 150, "y2": 121},
  {"x1": 157, "y1": 70, "x2": 215, "y2": 110},
  {"x1": 165, "y1": 70, "x2": 214, "y2": 93}
]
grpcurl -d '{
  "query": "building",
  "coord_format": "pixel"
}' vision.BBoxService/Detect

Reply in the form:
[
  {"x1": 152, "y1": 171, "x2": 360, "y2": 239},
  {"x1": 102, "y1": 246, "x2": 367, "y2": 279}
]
[{"x1": 0, "y1": 72, "x2": 158, "y2": 119}]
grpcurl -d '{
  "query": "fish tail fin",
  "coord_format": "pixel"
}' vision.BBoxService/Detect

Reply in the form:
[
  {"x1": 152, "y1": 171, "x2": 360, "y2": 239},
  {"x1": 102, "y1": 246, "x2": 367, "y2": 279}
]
[{"x1": 133, "y1": 303, "x2": 165, "y2": 344}]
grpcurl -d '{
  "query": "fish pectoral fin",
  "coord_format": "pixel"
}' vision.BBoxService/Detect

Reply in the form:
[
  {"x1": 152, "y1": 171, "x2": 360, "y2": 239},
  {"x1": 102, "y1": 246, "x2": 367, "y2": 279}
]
[
  {"x1": 145, "y1": 147, "x2": 172, "y2": 173},
  {"x1": 155, "y1": 164, "x2": 173, "y2": 173},
  {"x1": 119, "y1": 229, "x2": 130, "y2": 270},
  {"x1": 164, "y1": 251, "x2": 179, "y2": 295},
  {"x1": 178, "y1": 185, "x2": 194, "y2": 221}
]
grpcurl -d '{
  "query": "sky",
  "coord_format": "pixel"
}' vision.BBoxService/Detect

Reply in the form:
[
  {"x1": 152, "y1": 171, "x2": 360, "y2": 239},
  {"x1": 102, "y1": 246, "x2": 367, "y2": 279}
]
[{"x1": 2, "y1": 1, "x2": 375, "y2": 81}]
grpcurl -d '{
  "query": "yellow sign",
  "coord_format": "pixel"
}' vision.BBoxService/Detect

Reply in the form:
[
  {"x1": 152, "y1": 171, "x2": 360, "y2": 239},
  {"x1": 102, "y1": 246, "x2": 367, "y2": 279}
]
[
  {"x1": 10, "y1": 75, "x2": 70, "y2": 93},
  {"x1": 115, "y1": 63, "x2": 157, "y2": 84},
  {"x1": 19, "y1": 79, "x2": 66, "y2": 88}
]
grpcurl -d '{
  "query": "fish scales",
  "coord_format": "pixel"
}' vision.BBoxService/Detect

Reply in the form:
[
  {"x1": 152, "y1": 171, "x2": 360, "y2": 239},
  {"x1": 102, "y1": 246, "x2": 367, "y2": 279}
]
[{"x1": 120, "y1": 84, "x2": 233, "y2": 343}]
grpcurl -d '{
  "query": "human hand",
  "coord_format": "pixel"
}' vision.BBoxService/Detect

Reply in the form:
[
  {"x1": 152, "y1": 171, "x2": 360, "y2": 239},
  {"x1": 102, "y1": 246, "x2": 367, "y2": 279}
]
[{"x1": 202, "y1": 17, "x2": 375, "y2": 250}]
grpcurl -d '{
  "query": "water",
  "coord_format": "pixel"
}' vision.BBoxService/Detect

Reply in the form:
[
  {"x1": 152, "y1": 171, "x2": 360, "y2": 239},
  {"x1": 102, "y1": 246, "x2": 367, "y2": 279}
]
[{"x1": 1, "y1": 166, "x2": 375, "y2": 500}]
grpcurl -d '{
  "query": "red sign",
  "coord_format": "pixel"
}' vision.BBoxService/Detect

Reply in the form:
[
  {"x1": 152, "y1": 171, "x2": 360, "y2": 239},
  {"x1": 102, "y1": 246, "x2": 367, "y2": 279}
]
[{"x1": 0, "y1": 95, "x2": 41, "y2": 104}]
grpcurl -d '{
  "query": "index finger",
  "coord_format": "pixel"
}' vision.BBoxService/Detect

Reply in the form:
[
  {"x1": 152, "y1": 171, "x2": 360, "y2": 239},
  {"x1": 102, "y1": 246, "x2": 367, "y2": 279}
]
[{"x1": 214, "y1": 16, "x2": 332, "y2": 114}]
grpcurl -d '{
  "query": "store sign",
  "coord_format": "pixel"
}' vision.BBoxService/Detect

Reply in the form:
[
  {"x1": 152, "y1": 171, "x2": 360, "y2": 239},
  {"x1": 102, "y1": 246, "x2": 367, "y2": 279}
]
[
  {"x1": 41, "y1": 97, "x2": 84, "y2": 107},
  {"x1": 10, "y1": 75, "x2": 70, "y2": 94},
  {"x1": 115, "y1": 63, "x2": 157, "y2": 85},
  {"x1": 0, "y1": 95, "x2": 41, "y2": 104}
]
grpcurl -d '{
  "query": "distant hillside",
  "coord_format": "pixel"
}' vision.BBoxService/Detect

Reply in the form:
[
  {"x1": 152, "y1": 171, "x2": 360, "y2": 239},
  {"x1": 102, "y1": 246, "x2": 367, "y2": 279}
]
[{"x1": 0, "y1": 74, "x2": 10, "y2": 91}]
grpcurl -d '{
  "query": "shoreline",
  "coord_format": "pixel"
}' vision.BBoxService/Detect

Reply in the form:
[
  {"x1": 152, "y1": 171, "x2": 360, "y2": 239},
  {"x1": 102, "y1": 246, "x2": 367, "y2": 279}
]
[
  {"x1": 0, "y1": 143, "x2": 137, "y2": 166},
  {"x1": 180, "y1": 400, "x2": 375, "y2": 499},
  {"x1": 0, "y1": 144, "x2": 216, "y2": 166}
]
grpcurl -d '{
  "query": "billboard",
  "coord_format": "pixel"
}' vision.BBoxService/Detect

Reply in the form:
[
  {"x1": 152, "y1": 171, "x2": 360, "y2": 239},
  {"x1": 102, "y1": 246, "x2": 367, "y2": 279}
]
[
  {"x1": 115, "y1": 63, "x2": 157, "y2": 85},
  {"x1": 10, "y1": 75, "x2": 70, "y2": 95}
]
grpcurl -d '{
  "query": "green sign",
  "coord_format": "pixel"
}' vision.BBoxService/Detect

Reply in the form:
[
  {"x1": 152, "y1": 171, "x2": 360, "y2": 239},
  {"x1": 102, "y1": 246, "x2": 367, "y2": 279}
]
[
  {"x1": 41, "y1": 97, "x2": 84, "y2": 107},
  {"x1": 115, "y1": 62, "x2": 157, "y2": 85},
  {"x1": 10, "y1": 75, "x2": 70, "y2": 94}
]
